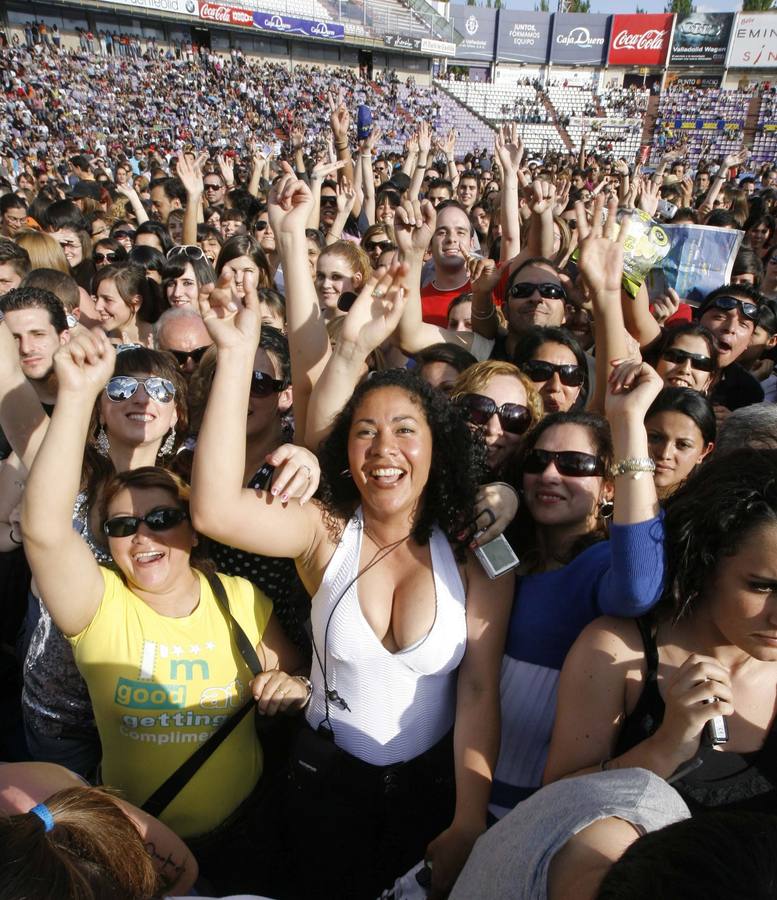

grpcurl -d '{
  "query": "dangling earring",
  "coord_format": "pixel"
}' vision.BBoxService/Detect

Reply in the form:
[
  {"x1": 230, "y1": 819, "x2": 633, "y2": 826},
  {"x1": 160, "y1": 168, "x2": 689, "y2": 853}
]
[
  {"x1": 598, "y1": 498, "x2": 614, "y2": 520},
  {"x1": 96, "y1": 425, "x2": 110, "y2": 457},
  {"x1": 159, "y1": 426, "x2": 176, "y2": 458}
]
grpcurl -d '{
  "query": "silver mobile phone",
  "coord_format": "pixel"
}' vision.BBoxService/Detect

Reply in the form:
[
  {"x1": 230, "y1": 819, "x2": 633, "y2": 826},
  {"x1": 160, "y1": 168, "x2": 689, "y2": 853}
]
[{"x1": 473, "y1": 534, "x2": 520, "y2": 579}]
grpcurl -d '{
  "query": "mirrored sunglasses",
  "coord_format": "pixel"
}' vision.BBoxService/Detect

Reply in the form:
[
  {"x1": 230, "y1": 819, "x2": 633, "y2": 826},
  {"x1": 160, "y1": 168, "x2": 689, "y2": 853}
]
[{"x1": 105, "y1": 375, "x2": 176, "y2": 403}]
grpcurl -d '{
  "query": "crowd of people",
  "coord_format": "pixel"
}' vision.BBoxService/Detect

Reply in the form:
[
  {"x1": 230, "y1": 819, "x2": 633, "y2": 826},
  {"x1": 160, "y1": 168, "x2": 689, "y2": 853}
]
[{"x1": 2, "y1": 31, "x2": 777, "y2": 900}]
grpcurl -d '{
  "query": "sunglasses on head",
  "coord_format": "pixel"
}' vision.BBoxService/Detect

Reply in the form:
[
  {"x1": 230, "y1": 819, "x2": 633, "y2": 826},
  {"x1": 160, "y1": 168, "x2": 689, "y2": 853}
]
[
  {"x1": 523, "y1": 449, "x2": 605, "y2": 477},
  {"x1": 458, "y1": 393, "x2": 532, "y2": 434},
  {"x1": 250, "y1": 371, "x2": 285, "y2": 398},
  {"x1": 167, "y1": 244, "x2": 205, "y2": 262},
  {"x1": 521, "y1": 360, "x2": 585, "y2": 387},
  {"x1": 706, "y1": 296, "x2": 759, "y2": 322},
  {"x1": 103, "y1": 506, "x2": 188, "y2": 538},
  {"x1": 93, "y1": 251, "x2": 118, "y2": 263},
  {"x1": 105, "y1": 375, "x2": 176, "y2": 403},
  {"x1": 169, "y1": 346, "x2": 210, "y2": 367},
  {"x1": 661, "y1": 347, "x2": 715, "y2": 373},
  {"x1": 509, "y1": 282, "x2": 567, "y2": 301}
]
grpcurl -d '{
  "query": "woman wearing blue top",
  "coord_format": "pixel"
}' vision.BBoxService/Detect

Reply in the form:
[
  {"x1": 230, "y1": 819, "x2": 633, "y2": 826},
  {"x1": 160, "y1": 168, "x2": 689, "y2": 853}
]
[{"x1": 489, "y1": 199, "x2": 666, "y2": 820}]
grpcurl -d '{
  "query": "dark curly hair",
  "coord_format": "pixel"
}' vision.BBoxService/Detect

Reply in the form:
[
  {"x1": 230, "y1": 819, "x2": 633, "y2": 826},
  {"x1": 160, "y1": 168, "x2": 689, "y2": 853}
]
[
  {"x1": 658, "y1": 448, "x2": 777, "y2": 623},
  {"x1": 316, "y1": 369, "x2": 487, "y2": 554}
]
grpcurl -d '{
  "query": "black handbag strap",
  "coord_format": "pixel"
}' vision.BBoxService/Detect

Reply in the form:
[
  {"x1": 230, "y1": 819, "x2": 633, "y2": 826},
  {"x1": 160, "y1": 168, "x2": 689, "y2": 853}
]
[{"x1": 141, "y1": 573, "x2": 263, "y2": 819}]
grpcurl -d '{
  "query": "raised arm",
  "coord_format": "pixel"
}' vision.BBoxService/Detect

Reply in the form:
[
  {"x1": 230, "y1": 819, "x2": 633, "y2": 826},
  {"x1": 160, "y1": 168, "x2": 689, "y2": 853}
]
[
  {"x1": 20, "y1": 331, "x2": 114, "y2": 636},
  {"x1": 357, "y1": 126, "x2": 380, "y2": 226},
  {"x1": 577, "y1": 194, "x2": 633, "y2": 415},
  {"x1": 191, "y1": 266, "x2": 321, "y2": 559},
  {"x1": 305, "y1": 261, "x2": 408, "y2": 451},
  {"x1": 408, "y1": 121, "x2": 432, "y2": 202},
  {"x1": 328, "y1": 88, "x2": 355, "y2": 187},
  {"x1": 494, "y1": 123, "x2": 524, "y2": 262},
  {"x1": 324, "y1": 180, "x2": 356, "y2": 246},
  {"x1": 269, "y1": 163, "x2": 333, "y2": 448},
  {"x1": 115, "y1": 183, "x2": 149, "y2": 225},
  {"x1": 175, "y1": 150, "x2": 205, "y2": 247}
]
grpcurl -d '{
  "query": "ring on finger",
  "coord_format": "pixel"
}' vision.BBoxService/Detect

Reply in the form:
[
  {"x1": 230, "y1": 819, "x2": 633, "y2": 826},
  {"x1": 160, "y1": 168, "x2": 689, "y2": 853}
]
[
  {"x1": 301, "y1": 464, "x2": 312, "y2": 480},
  {"x1": 478, "y1": 508, "x2": 497, "y2": 529}
]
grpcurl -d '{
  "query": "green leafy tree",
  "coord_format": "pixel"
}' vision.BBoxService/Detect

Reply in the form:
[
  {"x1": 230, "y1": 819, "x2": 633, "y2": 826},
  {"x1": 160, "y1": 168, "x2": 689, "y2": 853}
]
[
  {"x1": 742, "y1": 0, "x2": 774, "y2": 10},
  {"x1": 535, "y1": 0, "x2": 549, "y2": 9},
  {"x1": 665, "y1": 0, "x2": 695, "y2": 15},
  {"x1": 565, "y1": 0, "x2": 591, "y2": 11},
  {"x1": 636, "y1": 4, "x2": 647, "y2": 11}
]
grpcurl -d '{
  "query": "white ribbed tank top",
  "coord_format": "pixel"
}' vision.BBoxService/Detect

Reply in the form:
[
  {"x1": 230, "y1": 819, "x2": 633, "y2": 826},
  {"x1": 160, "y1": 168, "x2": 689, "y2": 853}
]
[{"x1": 306, "y1": 508, "x2": 467, "y2": 766}]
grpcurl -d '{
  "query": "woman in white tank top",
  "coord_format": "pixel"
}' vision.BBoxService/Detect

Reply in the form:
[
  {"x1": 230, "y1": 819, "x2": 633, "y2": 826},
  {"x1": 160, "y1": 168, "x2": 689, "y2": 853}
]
[{"x1": 192, "y1": 237, "x2": 513, "y2": 900}]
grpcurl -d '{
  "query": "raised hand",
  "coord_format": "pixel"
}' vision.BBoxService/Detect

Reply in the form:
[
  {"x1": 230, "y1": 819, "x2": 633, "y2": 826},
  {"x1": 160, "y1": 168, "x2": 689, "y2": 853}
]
[
  {"x1": 394, "y1": 198, "x2": 435, "y2": 260},
  {"x1": 266, "y1": 443, "x2": 321, "y2": 506},
  {"x1": 216, "y1": 153, "x2": 235, "y2": 187},
  {"x1": 53, "y1": 328, "x2": 116, "y2": 400},
  {"x1": 405, "y1": 131, "x2": 420, "y2": 156},
  {"x1": 269, "y1": 161, "x2": 314, "y2": 236},
  {"x1": 652, "y1": 287, "x2": 682, "y2": 325},
  {"x1": 722, "y1": 147, "x2": 749, "y2": 170},
  {"x1": 494, "y1": 122, "x2": 524, "y2": 179},
  {"x1": 335, "y1": 179, "x2": 356, "y2": 216},
  {"x1": 638, "y1": 175, "x2": 660, "y2": 217},
  {"x1": 360, "y1": 124, "x2": 382, "y2": 156},
  {"x1": 575, "y1": 194, "x2": 632, "y2": 298},
  {"x1": 176, "y1": 149, "x2": 206, "y2": 198},
  {"x1": 312, "y1": 157, "x2": 346, "y2": 182},
  {"x1": 290, "y1": 120, "x2": 305, "y2": 152},
  {"x1": 462, "y1": 246, "x2": 499, "y2": 298},
  {"x1": 553, "y1": 178, "x2": 571, "y2": 217},
  {"x1": 338, "y1": 259, "x2": 409, "y2": 355},
  {"x1": 442, "y1": 126, "x2": 457, "y2": 160},
  {"x1": 614, "y1": 158, "x2": 630, "y2": 177},
  {"x1": 198, "y1": 268, "x2": 261, "y2": 352},
  {"x1": 606, "y1": 358, "x2": 664, "y2": 421},
  {"x1": 527, "y1": 179, "x2": 556, "y2": 218},
  {"x1": 327, "y1": 87, "x2": 350, "y2": 143},
  {"x1": 418, "y1": 120, "x2": 432, "y2": 155}
]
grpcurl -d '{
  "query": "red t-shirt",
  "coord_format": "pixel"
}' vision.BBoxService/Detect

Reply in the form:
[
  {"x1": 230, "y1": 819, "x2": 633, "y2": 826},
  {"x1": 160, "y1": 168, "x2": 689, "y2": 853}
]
[{"x1": 420, "y1": 280, "x2": 471, "y2": 327}]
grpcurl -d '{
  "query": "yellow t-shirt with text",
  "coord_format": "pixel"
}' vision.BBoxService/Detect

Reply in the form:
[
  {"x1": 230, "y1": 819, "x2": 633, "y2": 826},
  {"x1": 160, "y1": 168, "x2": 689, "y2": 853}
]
[{"x1": 69, "y1": 568, "x2": 273, "y2": 838}]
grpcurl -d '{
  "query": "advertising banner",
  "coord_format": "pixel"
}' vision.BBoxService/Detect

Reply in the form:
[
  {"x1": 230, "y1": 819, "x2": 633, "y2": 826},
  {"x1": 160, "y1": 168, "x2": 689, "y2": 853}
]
[
  {"x1": 607, "y1": 14, "x2": 672, "y2": 66},
  {"x1": 252, "y1": 12, "x2": 344, "y2": 41},
  {"x1": 450, "y1": 4, "x2": 498, "y2": 61},
  {"x1": 727, "y1": 13, "x2": 777, "y2": 68},
  {"x1": 96, "y1": 0, "x2": 199, "y2": 14},
  {"x1": 669, "y1": 12, "x2": 733, "y2": 66},
  {"x1": 199, "y1": 2, "x2": 252, "y2": 28},
  {"x1": 384, "y1": 34, "x2": 422, "y2": 52},
  {"x1": 496, "y1": 11, "x2": 551, "y2": 64},
  {"x1": 665, "y1": 72, "x2": 723, "y2": 89},
  {"x1": 550, "y1": 13, "x2": 610, "y2": 66},
  {"x1": 421, "y1": 38, "x2": 456, "y2": 56}
]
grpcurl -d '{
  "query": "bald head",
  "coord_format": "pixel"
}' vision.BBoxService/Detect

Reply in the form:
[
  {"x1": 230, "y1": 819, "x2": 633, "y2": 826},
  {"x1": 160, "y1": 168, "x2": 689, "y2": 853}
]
[{"x1": 154, "y1": 307, "x2": 213, "y2": 375}]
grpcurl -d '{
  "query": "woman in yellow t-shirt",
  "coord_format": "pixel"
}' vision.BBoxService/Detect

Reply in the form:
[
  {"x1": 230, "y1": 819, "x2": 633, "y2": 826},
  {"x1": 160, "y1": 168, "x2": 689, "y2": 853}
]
[{"x1": 20, "y1": 329, "x2": 306, "y2": 895}]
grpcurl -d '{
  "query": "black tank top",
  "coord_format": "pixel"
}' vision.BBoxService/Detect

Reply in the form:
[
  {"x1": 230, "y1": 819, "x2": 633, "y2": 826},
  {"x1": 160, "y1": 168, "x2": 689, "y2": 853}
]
[{"x1": 614, "y1": 618, "x2": 777, "y2": 814}]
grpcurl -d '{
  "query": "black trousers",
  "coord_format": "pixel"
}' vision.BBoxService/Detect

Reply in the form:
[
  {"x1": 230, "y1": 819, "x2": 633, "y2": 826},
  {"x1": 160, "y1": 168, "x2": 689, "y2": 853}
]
[{"x1": 278, "y1": 726, "x2": 456, "y2": 900}]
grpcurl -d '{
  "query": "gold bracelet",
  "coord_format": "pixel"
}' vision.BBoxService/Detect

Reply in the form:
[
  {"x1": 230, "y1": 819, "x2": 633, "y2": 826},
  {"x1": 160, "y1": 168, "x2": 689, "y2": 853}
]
[
  {"x1": 471, "y1": 304, "x2": 496, "y2": 320},
  {"x1": 610, "y1": 457, "x2": 655, "y2": 478}
]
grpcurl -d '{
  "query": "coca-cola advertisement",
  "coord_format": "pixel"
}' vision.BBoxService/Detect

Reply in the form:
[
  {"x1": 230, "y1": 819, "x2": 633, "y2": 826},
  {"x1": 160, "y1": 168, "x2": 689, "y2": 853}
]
[
  {"x1": 199, "y1": 2, "x2": 252, "y2": 27},
  {"x1": 607, "y1": 14, "x2": 672, "y2": 66}
]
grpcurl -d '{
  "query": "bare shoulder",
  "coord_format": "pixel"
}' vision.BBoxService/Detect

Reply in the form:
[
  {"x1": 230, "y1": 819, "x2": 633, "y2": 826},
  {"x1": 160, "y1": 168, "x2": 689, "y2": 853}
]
[{"x1": 568, "y1": 616, "x2": 646, "y2": 673}]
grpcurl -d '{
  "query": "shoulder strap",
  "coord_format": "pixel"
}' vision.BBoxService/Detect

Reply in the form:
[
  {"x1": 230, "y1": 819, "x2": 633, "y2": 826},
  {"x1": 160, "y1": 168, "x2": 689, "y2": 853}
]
[
  {"x1": 141, "y1": 573, "x2": 264, "y2": 819},
  {"x1": 636, "y1": 617, "x2": 659, "y2": 681}
]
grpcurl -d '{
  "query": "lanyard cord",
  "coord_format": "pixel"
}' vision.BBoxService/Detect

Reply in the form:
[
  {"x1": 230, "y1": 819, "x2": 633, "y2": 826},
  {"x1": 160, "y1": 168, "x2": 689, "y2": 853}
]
[{"x1": 311, "y1": 521, "x2": 411, "y2": 738}]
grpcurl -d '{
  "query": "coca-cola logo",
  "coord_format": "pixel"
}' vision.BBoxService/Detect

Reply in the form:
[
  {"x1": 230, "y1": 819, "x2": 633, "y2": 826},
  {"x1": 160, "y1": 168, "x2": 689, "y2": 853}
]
[
  {"x1": 612, "y1": 28, "x2": 667, "y2": 51},
  {"x1": 556, "y1": 27, "x2": 604, "y2": 47},
  {"x1": 200, "y1": 2, "x2": 230, "y2": 21}
]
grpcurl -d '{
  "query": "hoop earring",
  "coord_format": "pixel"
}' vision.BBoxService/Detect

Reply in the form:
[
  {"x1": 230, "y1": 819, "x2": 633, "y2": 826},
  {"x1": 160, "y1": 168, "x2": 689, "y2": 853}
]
[
  {"x1": 598, "y1": 499, "x2": 614, "y2": 520},
  {"x1": 159, "y1": 426, "x2": 176, "y2": 458},
  {"x1": 96, "y1": 425, "x2": 111, "y2": 457}
]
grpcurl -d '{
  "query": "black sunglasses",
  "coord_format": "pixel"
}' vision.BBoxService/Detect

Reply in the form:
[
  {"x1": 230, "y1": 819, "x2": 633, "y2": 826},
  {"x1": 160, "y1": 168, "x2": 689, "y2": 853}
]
[
  {"x1": 169, "y1": 346, "x2": 210, "y2": 367},
  {"x1": 320, "y1": 196, "x2": 338, "y2": 206},
  {"x1": 458, "y1": 393, "x2": 532, "y2": 434},
  {"x1": 254, "y1": 220, "x2": 269, "y2": 232},
  {"x1": 509, "y1": 282, "x2": 567, "y2": 301},
  {"x1": 523, "y1": 449, "x2": 605, "y2": 477},
  {"x1": 93, "y1": 251, "x2": 118, "y2": 263},
  {"x1": 365, "y1": 240, "x2": 394, "y2": 253},
  {"x1": 105, "y1": 376, "x2": 176, "y2": 403},
  {"x1": 103, "y1": 506, "x2": 188, "y2": 538},
  {"x1": 204, "y1": 182, "x2": 223, "y2": 191},
  {"x1": 113, "y1": 229, "x2": 136, "y2": 239},
  {"x1": 661, "y1": 347, "x2": 715, "y2": 373},
  {"x1": 521, "y1": 360, "x2": 585, "y2": 387},
  {"x1": 705, "y1": 296, "x2": 759, "y2": 322},
  {"x1": 250, "y1": 371, "x2": 285, "y2": 397}
]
